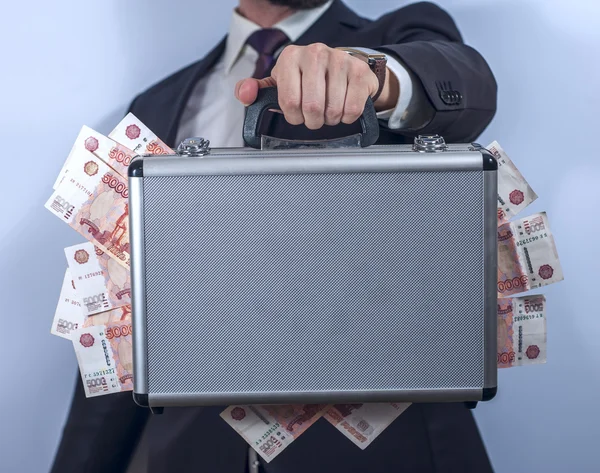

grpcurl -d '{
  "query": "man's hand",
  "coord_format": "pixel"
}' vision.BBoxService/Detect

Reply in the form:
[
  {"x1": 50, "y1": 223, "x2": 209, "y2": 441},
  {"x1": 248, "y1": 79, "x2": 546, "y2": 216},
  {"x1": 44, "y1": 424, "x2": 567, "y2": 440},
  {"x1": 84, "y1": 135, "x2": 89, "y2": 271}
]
[{"x1": 235, "y1": 43, "x2": 399, "y2": 130}]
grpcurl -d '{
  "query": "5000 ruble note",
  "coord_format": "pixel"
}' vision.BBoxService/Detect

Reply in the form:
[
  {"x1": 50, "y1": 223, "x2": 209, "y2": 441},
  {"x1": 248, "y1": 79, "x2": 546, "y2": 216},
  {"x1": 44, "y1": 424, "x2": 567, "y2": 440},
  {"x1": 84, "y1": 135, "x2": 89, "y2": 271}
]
[
  {"x1": 487, "y1": 141, "x2": 538, "y2": 224},
  {"x1": 497, "y1": 212, "x2": 563, "y2": 296},
  {"x1": 45, "y1": 148, "x2": 131, "y2": 269},
  {"x1": 72, "y1": 320, "x2": 133, "y2": 397},
  {"x1": 53, "y1": 125, "x2": 136, "y2": 189},
  {"x1": 65, "y1": 242, "x2": 131, "y2": 316},
  {"x1": 50, "y1": 269, "x2": 84, "y2": 339},
  {"x1": 221, "y1": 404, "x2": 327, "y2": 462},
  {"x1": 325, "y1": 402, "x2": 411, "y2": 449},
  {"x1": 109, "y1": 113, "x2": 172, "y2": 155},
  {"x1": 498, "y1": 294, "x2": 546, "y2": 367}
]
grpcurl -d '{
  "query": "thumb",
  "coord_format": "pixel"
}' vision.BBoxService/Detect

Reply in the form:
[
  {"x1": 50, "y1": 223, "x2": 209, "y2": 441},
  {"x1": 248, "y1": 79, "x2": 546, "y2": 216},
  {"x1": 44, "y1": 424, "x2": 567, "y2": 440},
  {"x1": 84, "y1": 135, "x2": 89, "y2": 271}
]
[{"x1": 235, "y1": 77, "x2": 277, "y2": 105}]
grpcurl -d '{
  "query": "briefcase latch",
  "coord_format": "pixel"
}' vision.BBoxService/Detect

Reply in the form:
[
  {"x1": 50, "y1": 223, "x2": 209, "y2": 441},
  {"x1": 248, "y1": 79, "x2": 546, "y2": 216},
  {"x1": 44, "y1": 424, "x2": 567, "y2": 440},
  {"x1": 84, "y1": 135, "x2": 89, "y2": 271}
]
[
  {"x1": 413, "y1": 134, "x2": 447, "y2": 152},
  {"x1": 177, "y1": 137, "x2": 210, "y2": 157}
]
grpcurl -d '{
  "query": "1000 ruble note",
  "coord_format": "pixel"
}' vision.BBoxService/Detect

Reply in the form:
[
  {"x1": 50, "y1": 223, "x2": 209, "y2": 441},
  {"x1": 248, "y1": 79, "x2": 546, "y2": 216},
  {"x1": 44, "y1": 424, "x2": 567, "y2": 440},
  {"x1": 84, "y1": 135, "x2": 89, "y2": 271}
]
[
  {"x1": 65, "y1": 241, "x2": 131, "y2": 316},
  {"x1": 221, "y1": 404, "x2": 328, "y2": 462},
  {"x1": 497, "y1": 212, "x2": 563, "y2": 296},
  {"x1": 45, "y1": 147, "x2": 131, "y2": 269},
  {"x1": 72, "y1": 320, "x2": 133, "y2": 397}
]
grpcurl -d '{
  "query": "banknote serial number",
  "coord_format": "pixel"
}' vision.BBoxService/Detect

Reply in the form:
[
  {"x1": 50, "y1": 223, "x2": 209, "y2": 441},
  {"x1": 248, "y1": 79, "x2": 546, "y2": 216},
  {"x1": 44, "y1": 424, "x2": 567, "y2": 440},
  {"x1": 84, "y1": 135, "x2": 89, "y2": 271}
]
[
  {"x1": 514, "y1": 314, "x2": 544, "y2": 322},
  {"x1": 256, "y1": 423, "x2": 280, "y2": 446},
  {"x1": 86, "y1": 368, "x2": 115, "y2": 378},
  {"x1": 516, "y1": 233, "x2": 549, "y2": 246}
]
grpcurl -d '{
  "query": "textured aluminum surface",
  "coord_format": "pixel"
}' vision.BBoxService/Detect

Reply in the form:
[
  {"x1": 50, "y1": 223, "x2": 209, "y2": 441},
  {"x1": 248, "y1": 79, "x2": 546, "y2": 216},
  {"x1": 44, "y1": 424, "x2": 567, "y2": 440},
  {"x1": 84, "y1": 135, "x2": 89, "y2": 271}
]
[
  {"x1": 138, "y1": 165, "x2": 490, "y2": 404},
  {"x1": 128, "y1": 176, "x2": 148, "y2": 394},
  {"x1": 483, "y1": 170, "x2": 499, "y2": 388}
]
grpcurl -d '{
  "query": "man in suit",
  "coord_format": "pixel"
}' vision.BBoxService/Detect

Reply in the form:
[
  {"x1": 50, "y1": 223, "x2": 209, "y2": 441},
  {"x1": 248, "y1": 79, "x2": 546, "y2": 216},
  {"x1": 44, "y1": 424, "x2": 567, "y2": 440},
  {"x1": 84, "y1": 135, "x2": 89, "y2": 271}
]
[{"x1": 51, "y1": 1, "x2": 497, "y2": 472}]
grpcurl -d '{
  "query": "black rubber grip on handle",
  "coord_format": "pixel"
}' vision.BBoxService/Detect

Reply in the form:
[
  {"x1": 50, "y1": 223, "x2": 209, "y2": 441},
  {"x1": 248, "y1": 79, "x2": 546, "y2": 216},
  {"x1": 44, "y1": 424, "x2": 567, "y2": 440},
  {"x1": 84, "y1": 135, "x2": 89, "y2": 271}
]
[{"x1": 242, "y1": 87, "x2": 380, "y2": 149}]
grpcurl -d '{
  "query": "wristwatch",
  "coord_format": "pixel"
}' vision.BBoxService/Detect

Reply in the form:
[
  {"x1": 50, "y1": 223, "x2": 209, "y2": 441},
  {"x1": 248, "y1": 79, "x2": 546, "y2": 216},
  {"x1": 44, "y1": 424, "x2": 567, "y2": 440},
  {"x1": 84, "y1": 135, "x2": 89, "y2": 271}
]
[{"x1": 336, "y1": 47, "x2": 387, "y2": 102}]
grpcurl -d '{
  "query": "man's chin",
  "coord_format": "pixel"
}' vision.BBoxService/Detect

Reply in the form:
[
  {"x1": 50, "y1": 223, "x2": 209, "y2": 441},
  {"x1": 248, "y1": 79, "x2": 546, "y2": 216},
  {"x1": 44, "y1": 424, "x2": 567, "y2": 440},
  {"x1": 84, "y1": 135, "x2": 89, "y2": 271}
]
[{"x1": 267, "y1": 0, "x2": 330, "y2": 9}]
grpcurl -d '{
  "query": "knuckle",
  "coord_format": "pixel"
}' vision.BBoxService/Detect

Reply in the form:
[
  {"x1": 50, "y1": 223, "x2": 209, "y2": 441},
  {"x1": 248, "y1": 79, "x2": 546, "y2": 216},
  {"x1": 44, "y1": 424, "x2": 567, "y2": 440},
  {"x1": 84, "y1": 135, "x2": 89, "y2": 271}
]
[
  {"x1": 280, "y1": 95, "x2": 301, "y2": 111},
  {"x1": 342, "y1": 103, "x2": 363, "y2": 122},
  {"x1": 307, "y1": 43, "x2": 330, "y2": 62},
  {"x1": 325, "y1": 104, "x2": 343, "y2": 122},
  {"x1": 351, "y1": 61, "x2": 372, "y2": 80},
  {"x1": 284, "y1": 113, "x2": 304, "y2": 126},
  {"x1": 308, "y1": 42, "x2": 327, "y2": 54},
  {"x1": 303, "y1": 100, "x2": 325, "y2": 116},
  {"x1": 280, "y1": 45, "x2": 298, "y2": 59}
]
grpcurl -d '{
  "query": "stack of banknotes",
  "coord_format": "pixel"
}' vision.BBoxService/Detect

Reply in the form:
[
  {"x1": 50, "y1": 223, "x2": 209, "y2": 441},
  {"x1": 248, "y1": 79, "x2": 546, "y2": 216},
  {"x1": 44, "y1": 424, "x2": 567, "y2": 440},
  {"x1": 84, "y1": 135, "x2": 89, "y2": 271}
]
[{"x1": 45, "y1": 115, "x2": 563, "y2": 462}]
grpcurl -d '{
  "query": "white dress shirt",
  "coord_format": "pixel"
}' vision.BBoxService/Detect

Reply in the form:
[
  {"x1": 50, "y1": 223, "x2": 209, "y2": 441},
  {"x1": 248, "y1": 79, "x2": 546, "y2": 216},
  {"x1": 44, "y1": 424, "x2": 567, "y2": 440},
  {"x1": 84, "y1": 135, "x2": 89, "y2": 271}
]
[{"x1": 176, "y1": 1, "x2": 430, "y2": 148}]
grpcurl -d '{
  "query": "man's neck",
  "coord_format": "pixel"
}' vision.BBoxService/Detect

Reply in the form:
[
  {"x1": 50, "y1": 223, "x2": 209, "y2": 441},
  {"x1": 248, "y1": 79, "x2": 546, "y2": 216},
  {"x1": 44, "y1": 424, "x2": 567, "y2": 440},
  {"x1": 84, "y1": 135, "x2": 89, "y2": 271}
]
[{"x1": 238, "y1": 0, "x2": 296, "y2": 28}]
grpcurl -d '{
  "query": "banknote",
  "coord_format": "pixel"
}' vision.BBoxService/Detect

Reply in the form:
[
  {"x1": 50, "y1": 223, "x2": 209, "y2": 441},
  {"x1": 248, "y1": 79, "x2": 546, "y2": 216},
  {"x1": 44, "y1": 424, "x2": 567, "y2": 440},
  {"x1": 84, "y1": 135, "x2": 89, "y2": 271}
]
[
  {"x1": 65, "y1": 242, "x2": 131, "y2": 316},
  {"x1": 45, "y1": 148, "x2": 130, "y2": 269},
  {"x1": 487, "y1": 141, "x2": 538, "y2": 224},
  {"x1": 497, "y1": 212, "x2": 563, "y2": 296},
  {"x1": 53, "y1": 125, "x2": 135, "y2": 190},
  {"x1": 325, "y1": 403, "x2": 411, "y2": 449},
  {"x1": 498, "y1": 295, "x2": 547, "y2": 367},
  {"x1": 50, "y1": 269, "x2": 85, "y2": 340},
  {"x1": 109, "y1": 113, "x2": 173, "y2": 156},
  {"x1": 82, "y1": 305, "x2": 131, "y2": 328},
  {"x1": 221, "y1": 404, "x2": 328, "y2": 462},
  {"x1": 72, "y1": 320, "x2": 133, "y2": 397}
]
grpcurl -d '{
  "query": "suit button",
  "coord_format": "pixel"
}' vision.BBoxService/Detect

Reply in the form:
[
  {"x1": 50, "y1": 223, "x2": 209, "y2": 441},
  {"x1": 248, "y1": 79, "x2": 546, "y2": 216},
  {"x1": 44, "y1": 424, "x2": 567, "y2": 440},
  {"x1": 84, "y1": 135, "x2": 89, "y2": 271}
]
[{"x1": 437, "y1": 81, "x2": 462, "y2": 106}]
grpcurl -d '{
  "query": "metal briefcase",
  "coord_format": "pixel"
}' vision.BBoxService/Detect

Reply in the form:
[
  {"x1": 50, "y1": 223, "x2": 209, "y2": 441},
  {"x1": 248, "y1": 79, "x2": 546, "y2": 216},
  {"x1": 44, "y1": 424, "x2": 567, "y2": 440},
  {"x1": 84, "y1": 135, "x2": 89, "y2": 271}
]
[{"x1": 128, "y1": 89, "x2": 498, "y2": 412}]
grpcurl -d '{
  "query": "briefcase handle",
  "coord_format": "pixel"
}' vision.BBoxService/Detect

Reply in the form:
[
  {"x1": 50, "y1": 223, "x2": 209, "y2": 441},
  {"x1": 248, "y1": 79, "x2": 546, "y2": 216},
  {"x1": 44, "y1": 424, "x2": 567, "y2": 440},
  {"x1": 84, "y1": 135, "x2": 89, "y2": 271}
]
[{"x1": 242, "y1": 86, "x2": 380, "y2": 149}]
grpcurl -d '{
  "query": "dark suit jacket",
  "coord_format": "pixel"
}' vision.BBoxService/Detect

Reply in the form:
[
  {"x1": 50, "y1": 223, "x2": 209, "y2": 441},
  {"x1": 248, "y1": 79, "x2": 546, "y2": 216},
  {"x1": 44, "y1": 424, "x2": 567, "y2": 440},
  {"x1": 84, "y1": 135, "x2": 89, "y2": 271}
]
[{"x1": 50, "y1": 2, "x2": 496, "y2": 472}]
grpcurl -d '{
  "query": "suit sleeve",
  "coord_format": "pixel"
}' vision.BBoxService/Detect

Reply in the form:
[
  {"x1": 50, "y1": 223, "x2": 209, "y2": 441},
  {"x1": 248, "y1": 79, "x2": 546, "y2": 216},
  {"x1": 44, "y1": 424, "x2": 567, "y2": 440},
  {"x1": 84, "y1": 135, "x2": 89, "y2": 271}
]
[
  {"x1": 372, "y1": 1, "x2": 497, "y2": 142},
  {"x1": 50, "y1": 376, "x2": 150, "y2": 473}
]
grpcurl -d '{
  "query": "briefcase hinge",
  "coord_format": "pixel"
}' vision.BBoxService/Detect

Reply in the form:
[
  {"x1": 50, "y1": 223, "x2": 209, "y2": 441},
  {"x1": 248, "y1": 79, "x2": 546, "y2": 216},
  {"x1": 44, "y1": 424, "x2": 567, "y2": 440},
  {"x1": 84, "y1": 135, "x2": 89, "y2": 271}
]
[{"x1": 177, "y1": 137, "x2": 211, "y2": 157}]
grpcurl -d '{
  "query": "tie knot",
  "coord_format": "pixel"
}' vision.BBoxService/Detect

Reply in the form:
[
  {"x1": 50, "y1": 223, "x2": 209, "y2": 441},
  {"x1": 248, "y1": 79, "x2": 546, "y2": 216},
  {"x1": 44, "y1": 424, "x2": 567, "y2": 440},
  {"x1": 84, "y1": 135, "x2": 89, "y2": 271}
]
[{"x1": 246, "y1": 28, "x2": 289, "y2": 57}]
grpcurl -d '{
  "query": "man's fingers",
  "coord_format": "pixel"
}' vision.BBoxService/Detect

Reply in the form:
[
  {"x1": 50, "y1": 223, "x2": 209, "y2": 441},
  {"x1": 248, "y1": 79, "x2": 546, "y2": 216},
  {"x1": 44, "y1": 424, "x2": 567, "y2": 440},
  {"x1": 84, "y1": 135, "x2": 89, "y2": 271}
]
[
  {"x1": 273, "y1": 47, "x2": 304, "y2": 125},
  {"x1": 342, "y1": 61, "x2": 379, "y2": 124},
  {"x1": 299, "y1": 43, "x2": 328, "y2": 130},
  {"x1": 324, "y1": 52, "x2": 349, "y2": 126},
  {"x1": 235, "y1": 77, "x2": 277, "y2": 105}
]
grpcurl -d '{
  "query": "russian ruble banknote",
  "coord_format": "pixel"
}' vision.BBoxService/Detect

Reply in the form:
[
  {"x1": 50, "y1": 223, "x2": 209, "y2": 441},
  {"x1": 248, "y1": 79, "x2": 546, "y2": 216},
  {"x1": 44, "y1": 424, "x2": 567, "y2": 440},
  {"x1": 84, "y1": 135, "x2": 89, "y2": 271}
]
[
  {"x1": 53, "y1": 114, "x2": 171, "y2": 189},
  {"x1": 498, "y1": 294, "x2": 546, "y2": 367},
  {"x1": 325, "y1": 402, "x2": 411, "y2": 449},
  {"x1": 109, "y1": 113, "x2": 172, "y2": 156},
  {"x1": 71, "y1": 319, "x2": 134, "y2": 397},
  {"x1": 487, "y1": 141, "x2": 538, "y2": 224},
  {"x1": 498, "y1": 212, "x2": 564, "y2": 296},
  {"x1": 81, "y1": 305, "x2": 132, "y2": 328},
  {"x1": 50, "y1": 269, "x2": 84, "y2": 339},
  {"x1": 53, "y1": 125, "x2": 136, "y2": 190},
  {"x1": 65, "y1": 241, "x2": 131, "y2": 316},
  {"x1": 45, "y1": 147, "x2": 131, "y2": 269},
  {"x1": 220, "y1": 404, "x2": 328, "y2": 462}
]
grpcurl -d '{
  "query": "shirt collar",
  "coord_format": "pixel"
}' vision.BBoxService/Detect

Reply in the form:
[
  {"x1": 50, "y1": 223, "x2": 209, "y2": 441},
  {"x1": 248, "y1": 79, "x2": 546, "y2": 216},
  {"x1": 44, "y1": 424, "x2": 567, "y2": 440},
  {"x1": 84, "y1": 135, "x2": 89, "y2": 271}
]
[{"x1": 223, "y1": 0, "x2": 334, "y2": 75}]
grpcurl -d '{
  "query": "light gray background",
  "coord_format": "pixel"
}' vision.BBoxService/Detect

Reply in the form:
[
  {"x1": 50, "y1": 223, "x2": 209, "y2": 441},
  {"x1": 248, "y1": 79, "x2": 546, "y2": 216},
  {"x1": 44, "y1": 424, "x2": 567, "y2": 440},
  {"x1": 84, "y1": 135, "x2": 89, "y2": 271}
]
[{"x1": 1, "y1": 0, "x2": 598, "y2": 472}]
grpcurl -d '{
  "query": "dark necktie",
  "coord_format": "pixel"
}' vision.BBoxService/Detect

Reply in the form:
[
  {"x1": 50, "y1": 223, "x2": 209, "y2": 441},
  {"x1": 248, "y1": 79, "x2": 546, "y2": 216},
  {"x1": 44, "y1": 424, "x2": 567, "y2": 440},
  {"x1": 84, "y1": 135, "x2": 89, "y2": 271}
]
[{"x1": 245, "y1": 28, "x2": 290, "y2": 79}]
